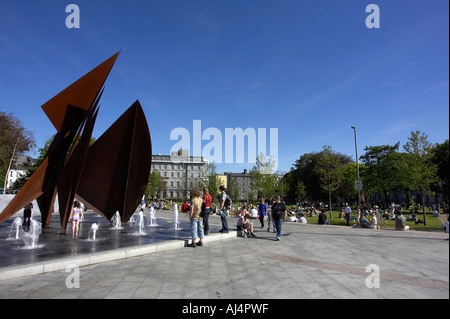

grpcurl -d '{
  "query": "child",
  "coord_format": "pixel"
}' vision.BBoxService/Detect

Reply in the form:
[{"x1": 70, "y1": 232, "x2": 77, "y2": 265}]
[{"x1": 69, "y1": 200, "x2": 84, "y2": 238}]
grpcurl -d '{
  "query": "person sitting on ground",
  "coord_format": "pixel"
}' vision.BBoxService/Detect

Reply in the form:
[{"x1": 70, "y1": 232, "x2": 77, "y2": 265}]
[
  {"x1": 250, "y1": 206, "x2": 258, "y2": 219},
  {"x1": 407, "y1": 213, "x2": 417, "y2": 222},
  {"x1": 243, "y1": 213, "x2": 257, "y2": 237},
  {"x1": 395, "y1": 211, "x2": 410, "y2": 231},
  {"x1": 338, "y1": 208, "x2": 345, "y2": 219},
  {"x1": 369, "y1": 212, "x2": 378, "y2": 229},
  {"x1": 236, "y1": 209, "x2": 245, "y2": 231},
  {"x1": 355, "y1": 218, "x2": 371, "y2": 228},
  {"x1": 299, "y1": 213, "x2": 307, "y2": 224},
  {"x1": 318, "y1": 210, "x2": 329, "y2": 225}
]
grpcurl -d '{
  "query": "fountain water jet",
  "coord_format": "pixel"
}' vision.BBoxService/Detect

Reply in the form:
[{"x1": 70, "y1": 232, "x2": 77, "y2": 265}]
[
  {"x1": 111, "y1": 211, "x2": 122, "y2": 229},
  {"x1": 172, "y1": 203, "x2": 182, "y2": 230},
  {"x1": 134, "y1": 210, "x2": 145, "y2": 235},
  {"x1": 88, "y1": 223, "x2": 99, "y2": 240},
  {"x1": 8, "y1": 217, "x2": 23, "y2": 240},
  {"x1": 20, "y1": 219, "x2": 42, "y2": 248},
  {"x1": 146, "y1": 207, "x2": 158, "y2": 227}
]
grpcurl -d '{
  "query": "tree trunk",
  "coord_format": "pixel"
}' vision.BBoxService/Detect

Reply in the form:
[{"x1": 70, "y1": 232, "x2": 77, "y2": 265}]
[
  {"x1": 422, "y1": 190, "x2": 427, "y2": 226},
  {"x1": 3, "y1": 138, "x2": 20, "y2": 194},
  {"x1": 328, "y1": 191, "x2": 332, "y2": 220}
]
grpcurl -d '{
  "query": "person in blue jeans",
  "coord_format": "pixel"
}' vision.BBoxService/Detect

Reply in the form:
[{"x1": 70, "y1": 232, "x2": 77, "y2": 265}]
[
  {"x1": 271, "y1": 196, "x2": 287, "y2": 241},
  {"x1": 187, "y1": 189, "x2": 204, "y2": 247},
  {"x1": 218, "y1": 185, "x2": 229, "y2": 233}
]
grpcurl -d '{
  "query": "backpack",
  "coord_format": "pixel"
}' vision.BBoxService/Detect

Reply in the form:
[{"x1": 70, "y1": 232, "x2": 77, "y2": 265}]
[
  {"x1": 218, "y1": 192, "x2": 231, "y2": 208},
  {"x1": 224, "y1": 194, "x2": 231, "y2": 208}
]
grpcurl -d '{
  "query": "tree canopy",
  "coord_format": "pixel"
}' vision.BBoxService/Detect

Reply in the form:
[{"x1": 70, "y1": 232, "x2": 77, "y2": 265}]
[{"x1": 1, "y1": 110, "x2": 36, "y2": 191}]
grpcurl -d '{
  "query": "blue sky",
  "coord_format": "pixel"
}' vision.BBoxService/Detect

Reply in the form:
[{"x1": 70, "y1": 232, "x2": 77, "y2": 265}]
[{"x1": 1, "y1": 0, "x2": 448, "y2": 174}]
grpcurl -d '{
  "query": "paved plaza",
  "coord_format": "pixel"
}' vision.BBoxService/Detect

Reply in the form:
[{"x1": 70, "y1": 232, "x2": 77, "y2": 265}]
[{"x1": 0, "y1": 210, "x2": 448, "y2": 300}]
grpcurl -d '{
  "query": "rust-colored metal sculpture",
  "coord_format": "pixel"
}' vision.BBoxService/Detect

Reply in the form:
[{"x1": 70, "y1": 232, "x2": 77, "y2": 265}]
[
  {"x1": 0, "y1": 52, "x2": 152, "y2": 231},
  {"x1": 76, "y1": 100, "x2": 152, "y2": 223}
]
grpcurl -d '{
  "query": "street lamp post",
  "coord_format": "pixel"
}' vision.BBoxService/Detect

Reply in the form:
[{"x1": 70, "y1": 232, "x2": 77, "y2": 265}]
[{"x1": 351, "y1": 126, "x2": 361, "y2": 216}]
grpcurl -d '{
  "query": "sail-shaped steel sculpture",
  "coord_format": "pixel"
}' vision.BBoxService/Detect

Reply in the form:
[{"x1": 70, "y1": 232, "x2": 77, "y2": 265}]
[
  {"x1": 76, "y1": 100, "x2": 152, "y2": 223},
  {"x1": 0, "y1": 52, "x2": 152, "y2": 231}
]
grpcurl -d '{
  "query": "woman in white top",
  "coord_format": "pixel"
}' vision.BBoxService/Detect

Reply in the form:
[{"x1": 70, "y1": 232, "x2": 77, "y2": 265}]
[
  {"x1": 250, "y1": 206, "x2": 258, "y2": 219},
  {"x1": 369, "y1": 212, "x2": 378, "y2": 229}
]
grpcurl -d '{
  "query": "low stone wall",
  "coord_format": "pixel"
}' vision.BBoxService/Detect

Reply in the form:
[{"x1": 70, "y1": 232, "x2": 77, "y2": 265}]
[{"x1": 0, "y1": 194, "x2": 60, "y2": 217}]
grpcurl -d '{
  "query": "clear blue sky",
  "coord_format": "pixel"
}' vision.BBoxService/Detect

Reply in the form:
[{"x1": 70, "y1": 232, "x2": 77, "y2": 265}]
[{"x1": 1, "y1": 0, "x2": 448, "y2": 174}]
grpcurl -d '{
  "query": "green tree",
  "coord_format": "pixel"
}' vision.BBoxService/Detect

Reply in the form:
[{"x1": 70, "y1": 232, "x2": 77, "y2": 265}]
[
  {"x1": 146, "y1": 170, "x2": 168, "y2": 199},
  {"x1": 296, "y1": 181, "x2": 307, "y2": 203},
  {"x1": 360, "y1": 143, "x2": 402, "y2": 205},
  {"x1": 230, "y1": 178, "x2": 240, "y2": 203},
  {"x1": 339, "y1": 161, "x2": 359, "y2": 201},
  {"x1": 1, "y1": 110, "x2": 36, "y2": 192},
  {"x1": 402, "y1": 131, "x2": 438, "y2": 225},
  {"x1": 314, "y1": 145, "x2": 343, "y2": 219},
  {"x1": 431, "y1": 139, "x2": 449, "y2": 200},
  {"x1": 249, "y1": 153, "x2": 278, "y2": 199},
  {"x1": 201, "y1": 163, "x2": 221, "y2": 198},
  {"x1": 289, "y1": 152, "x2": 321, "y2": 202}
]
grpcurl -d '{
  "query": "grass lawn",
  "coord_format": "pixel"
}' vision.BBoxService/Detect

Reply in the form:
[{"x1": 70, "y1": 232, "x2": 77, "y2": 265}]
[{"x1": 301, "y1": 210, "x2": 446, "y2": 232}]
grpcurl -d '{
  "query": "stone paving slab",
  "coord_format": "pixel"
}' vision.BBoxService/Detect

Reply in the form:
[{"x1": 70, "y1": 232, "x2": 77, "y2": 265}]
[{"x1": 0, "y1": 214, "x2": 448, "y2": 301}]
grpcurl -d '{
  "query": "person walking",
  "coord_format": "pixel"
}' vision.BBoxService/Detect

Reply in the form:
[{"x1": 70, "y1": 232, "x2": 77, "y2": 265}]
[
  {"x1": 187, "y1": 189, "x2": 204, "y2": 247},
  {"x1": 218, "y1": 185, "x2": 229, "y2": 233},
  {"x1": 267, "y1": 198, "x2": 274, "y2": 232},
  {"x1": 344, "y1": 203, "x2": 352, "y2": 226},
  {"x1": 203, "y1": 188, "x2": 212, "y2": 235},
  {"x1": 271, "y1": 196, "x2": 286, "y2": 241},
  {"x1": 258, "y1": 198, "x2": 267, "y2": 228}
]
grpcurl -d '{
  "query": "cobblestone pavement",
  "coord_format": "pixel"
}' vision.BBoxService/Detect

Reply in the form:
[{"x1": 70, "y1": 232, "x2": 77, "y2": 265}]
[{"x1": 0, "y1": 212, "x2": 448, "y2": 300}]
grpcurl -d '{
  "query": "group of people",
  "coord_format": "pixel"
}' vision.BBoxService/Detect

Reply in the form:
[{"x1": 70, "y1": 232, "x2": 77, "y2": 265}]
[
  {"x1": 344, "y1": 204, "x2": 380, "y2": 229},
  {"x1": 186, "y1": 187, "x2": 289, "y2": 246},
  {"x1": 22, "y1": 200, "x2": 85, "y2": 238},
  {"x1": 343, "y1": 203, "x2": 418, "y2": 231}
]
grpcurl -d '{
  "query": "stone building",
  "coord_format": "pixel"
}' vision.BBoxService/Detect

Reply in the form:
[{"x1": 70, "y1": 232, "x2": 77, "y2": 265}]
[{"x1": 151, "y1": 149, "x2": 208, "y2": 199}]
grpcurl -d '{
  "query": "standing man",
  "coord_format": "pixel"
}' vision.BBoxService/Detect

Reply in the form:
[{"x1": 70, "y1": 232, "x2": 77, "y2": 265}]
[
  {"x1": 344, "y1": 203, "x2": 352, "y2": 226},
  {"x1": 258, "y1": 198, "x2": 267, "y2": 228},
  {"x1": 218, "y1": 185, "x2": 229, "y2": 233},
  {"x1": 271, "y1": 196, "x2": 287, "y2": 241},
  {"x1": 203, "y1": 188, "x2": 212, "y2": 235}
]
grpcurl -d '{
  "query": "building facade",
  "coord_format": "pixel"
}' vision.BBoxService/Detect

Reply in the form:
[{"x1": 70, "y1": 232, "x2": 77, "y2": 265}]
[
  {"x1": 5, "y1": 156, "x2": 37, "y2": 191},
  {"x1": 225, "y1": 169, "x2": 256, "y2": 202},
  {"x1": 151, "y1": 149, "x2": 208, "y2": 199}
]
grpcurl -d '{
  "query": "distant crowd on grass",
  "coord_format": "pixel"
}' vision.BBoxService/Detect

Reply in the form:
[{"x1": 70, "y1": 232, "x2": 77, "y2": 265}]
[{"x1": 142, "y1": 194, "x2": 449, "y2": 234}]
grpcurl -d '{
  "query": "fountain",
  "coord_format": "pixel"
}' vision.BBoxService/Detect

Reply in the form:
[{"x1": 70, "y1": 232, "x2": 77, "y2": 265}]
[
  {"x1": 111, "y1": 211, "x2": 122, "y2": 229},
  {"x1": 146, "y1": 207, "x2": 158, "y2": 227},
  {"x1": 7, "y1": 217, "x2": 23, "y2": 240},
  {"x1": 88, "y1": 223, "x2": 99, "y2": 241},
  {"x1": 134, "y1": 210, "x2": 145, "y2": 235},
  {"x1": 172, "y1": 203, "x2": 182, "y2": 230},
  {"x1": 20, "y1": 219, "x2": 42, "y2": 249}
]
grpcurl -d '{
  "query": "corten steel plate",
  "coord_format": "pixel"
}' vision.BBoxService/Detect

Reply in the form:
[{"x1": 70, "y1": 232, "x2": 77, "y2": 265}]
[
  {"x1": 0, "y1": 52, "x2": 152, "y2": 231},
  {"x1": 76, "y1": 100, "x2": 152, "y2": 224}
]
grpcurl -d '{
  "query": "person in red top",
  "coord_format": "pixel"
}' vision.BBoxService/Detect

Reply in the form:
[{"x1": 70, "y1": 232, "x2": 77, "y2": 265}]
[
  {"x1": 181, "y1": 201, "x2": 189, "y2": 213},
  {"x1": 203, "y1": 188, "x2": 212, "y2": 235}
]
